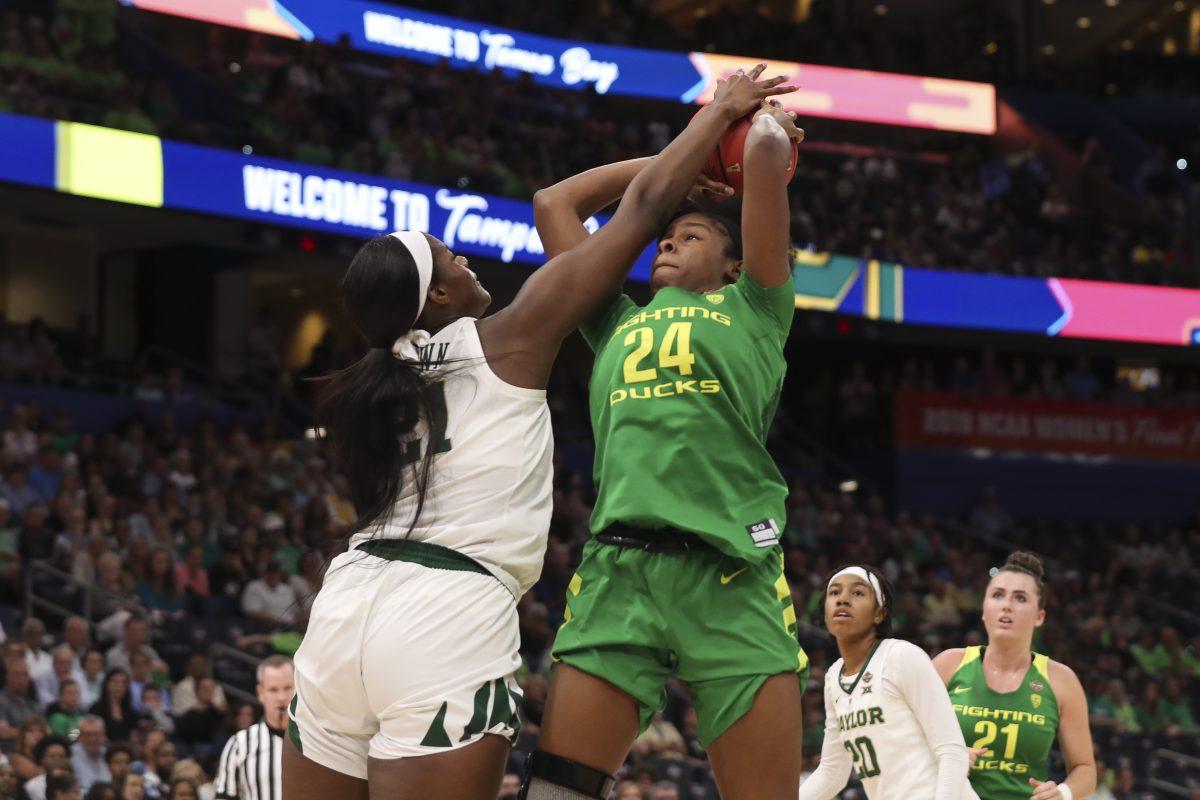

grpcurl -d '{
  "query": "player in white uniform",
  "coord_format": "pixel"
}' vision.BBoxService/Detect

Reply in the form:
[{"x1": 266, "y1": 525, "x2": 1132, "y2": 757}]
[
  {"x1": 281, "y1": 67, "x2": 785, "y2": 800},
  {"x1": 800, "y1": 565, "x2": 978, "y2": 800}
]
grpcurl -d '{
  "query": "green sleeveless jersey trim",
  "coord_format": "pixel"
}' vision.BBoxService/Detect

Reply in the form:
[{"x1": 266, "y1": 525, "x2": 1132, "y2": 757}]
[
  {"x1": 948, "y1": 646, "x2": 1060, "y2": 799},
  {"x1": 581, "y1": 273, "x2": 794, "y2": 563}
]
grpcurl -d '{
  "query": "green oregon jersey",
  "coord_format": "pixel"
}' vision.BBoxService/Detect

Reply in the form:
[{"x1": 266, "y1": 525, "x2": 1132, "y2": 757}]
[
  {"x1": 581, "y1": 272, "x2": 794, "y2": 563},
  {"x1": 948, "y1": 646, "x2": 1060, "y2": 800}
]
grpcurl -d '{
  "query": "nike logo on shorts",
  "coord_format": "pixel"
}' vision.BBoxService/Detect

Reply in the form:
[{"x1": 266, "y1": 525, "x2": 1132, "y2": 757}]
[{"x1": 720, "y1": 567, "x2": 749, "y2": 585}]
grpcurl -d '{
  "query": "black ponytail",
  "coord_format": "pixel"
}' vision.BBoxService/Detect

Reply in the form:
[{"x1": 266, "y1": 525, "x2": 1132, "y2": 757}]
[{"x1": 316, "y1": 235, "x2": 438, "y2": 537}]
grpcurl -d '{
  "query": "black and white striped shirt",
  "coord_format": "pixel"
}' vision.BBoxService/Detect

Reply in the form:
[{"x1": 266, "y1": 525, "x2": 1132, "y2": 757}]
[{"x1": 214, "y1": 721, "x2": 284, "y2": 800}]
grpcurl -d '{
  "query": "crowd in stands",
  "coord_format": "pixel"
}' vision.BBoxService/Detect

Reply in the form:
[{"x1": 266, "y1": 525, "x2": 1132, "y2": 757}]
[
  {"x1": 0, "y1": 0, "x2": 1193, "y2": 287},
  {"x1": 0, "y1": 334, "x2": 1195, "y2": 797}
]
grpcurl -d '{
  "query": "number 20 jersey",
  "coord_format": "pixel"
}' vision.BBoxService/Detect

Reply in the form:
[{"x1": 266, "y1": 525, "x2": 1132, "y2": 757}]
[
  {"x1": 581, "y1": 274, "x2": 794, "y2": 563},
  {"x1": 823, "y1": 639, "x2": 980, "y2": 800},
  {"x1": 347, "y1": 317, "x2": 553, "y2": 599}
]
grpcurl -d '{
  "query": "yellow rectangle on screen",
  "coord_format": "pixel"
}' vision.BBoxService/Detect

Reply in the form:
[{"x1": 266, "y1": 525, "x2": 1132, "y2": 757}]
[{"x1": 55, "y1": 122, "x2": 163, "y2": 207}]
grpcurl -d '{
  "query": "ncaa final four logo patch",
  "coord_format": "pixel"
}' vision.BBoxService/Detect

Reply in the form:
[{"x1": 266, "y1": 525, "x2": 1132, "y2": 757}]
[{"x1": 1030, "y1": 680, "x2": 1044, "y2": 692}]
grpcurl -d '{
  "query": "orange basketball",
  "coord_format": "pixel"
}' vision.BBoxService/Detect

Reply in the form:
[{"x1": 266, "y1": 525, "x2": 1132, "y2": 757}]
[{"x1": 693, "y1": 110, "x2": 799, "y2": 197}]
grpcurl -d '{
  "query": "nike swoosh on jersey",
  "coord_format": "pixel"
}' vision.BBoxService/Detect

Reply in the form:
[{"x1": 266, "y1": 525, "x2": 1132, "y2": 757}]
[
  {"x1": 953, "y1": 686, "x2": 971, "y2": 694},
  {"x1": 720, "y1": 567, "x2": 749, "y2": 585}
]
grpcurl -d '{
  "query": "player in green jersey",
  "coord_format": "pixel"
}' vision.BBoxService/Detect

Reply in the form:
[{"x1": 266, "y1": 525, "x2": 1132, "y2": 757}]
[
  {"x1": 932, "y1": 552, "x2": 1095, "y2": 800},
  {"x1": 521, "y1": 70, "x2": 808, "y2": 800}
]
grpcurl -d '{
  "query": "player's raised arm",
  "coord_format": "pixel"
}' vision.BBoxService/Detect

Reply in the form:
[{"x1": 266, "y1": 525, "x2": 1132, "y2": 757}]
[
  {"x1": 741, "y1": 100, "x2": 804, "y2": 289},
  {"x1": 478, "y1": 64, "x2": 793, "y2": 386},
  {"x1": 533, "y1": 159, "x2": 731, "y2": 262}
]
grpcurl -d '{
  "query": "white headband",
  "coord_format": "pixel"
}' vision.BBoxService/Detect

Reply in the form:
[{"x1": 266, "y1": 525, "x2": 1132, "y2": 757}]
[
  {"x1": 829, "y1": 567, "x2": 885, "y2": 608},
  {"x1": 389, "y1": 231, "x2": 434, "y2": 327}
]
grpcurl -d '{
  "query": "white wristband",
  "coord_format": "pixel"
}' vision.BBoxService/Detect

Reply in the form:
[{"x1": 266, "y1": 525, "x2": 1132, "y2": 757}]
[{"x1": 1058, "y1": 784, "x2": 1073, "y2": 800}]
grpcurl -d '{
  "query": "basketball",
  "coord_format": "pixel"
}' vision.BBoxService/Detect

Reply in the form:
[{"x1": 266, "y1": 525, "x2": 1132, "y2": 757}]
[{"x1": 694, "y1": 111, "x2": 800, "y2": 196}]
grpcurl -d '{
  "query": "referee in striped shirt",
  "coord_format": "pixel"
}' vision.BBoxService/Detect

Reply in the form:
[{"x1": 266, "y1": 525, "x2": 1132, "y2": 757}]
[{"x1": 215, "y1": 655, "x2": 295, "y2": 800}]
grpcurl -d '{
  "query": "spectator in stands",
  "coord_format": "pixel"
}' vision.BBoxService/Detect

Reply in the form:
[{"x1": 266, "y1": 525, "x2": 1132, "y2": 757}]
[
  {"x1": 79, "y1": 649, "x2": 105, "y2": 709},
  {"x1": 612, "y1": 782, "x2": 643, "y2": 800},
  {"x1": 173, "y1": 546, "x2": 208, "y2": 601},
  {"x1": 0, "y1": 763, "x2": 15, "y2": 800},
  {"x1": 497, "y1": 773, "x2": 520, "y2": 800},
  {"x1": 144, "y1": 741, "x2": 176, "y2": 798},
  {"x1": 1134, "y1": 680, "x2": 1176, "y2": 735},
  {"x1": 165, "y1": 778, "x2": 197, "y2": 800},
  {"x1": 104, "y1": 619, "x2": 159, "y2": 673},
  {"x1": 240, "y1": 560, "x2": 297, "y2": 627},
  {"x1": 170, "y1": 655, "x2": 224, "y2": 718},
  {"x1": 206, "y1": 541, "x2": 247, "y2": 606},
  {"x1": 21, "y1": 619, "x2": 51, "y2": 680},
  {"x1": 18, "y1": 505, "x2": 55, "y2": 564},
  {"x1": 88, "y1": 670, "x2": 142, "y2": 742},
  {"x1": 0, "y1": 499, "x2": 19, "y2": 600},
  {"x1": 172, "y1": 677, "x2": 222, "y2": 757},
  {"x1": 3, "y1": 406, "x2": 38, "y2": 463},
  {"x1": 84, "y1": 784, "x2": 118, "y2": 800},
  {"x1": 61, "y1": 618, "x2": 89, "y2": 672},
  {"x1": 21, "y1": 734, "x2": 71, "y2": 800},
  {"x1": 0, "y1": 468, "x2": 39, "y2": 516},
  {"x1": 44, "y1": 773, "x2": 80, "y2": 800},
  {"x1": 0, "y1": 656, "x2": 39, "y2": 738},
  {"x1": 139, "y1": 687, "x2": 172, "y2": 735},
  {"x1": 45, "y1": 679, "x2": 82, "y2": 738},
  {"x1": 7, "y1": 716, "x2": 48, "y2": 782},
  {"x1": 1159, "y1": 676, "x2": 1197, "y2": 734},
  {"x1": 168, "y1": 762, "x2": 211, "y2": 800},
  {"x1": 102, "y1": 744, "x2": 132, "y2": 796},
  {"x1": 28, "y1": 447, "x2": 63, "y2": 502},
  {"x1": 628, "y1": 712, "x2": 687, "y2": 761},
  {"x1": 119, "y1": 772, "x2": 145, "y2": 800},
  {"x1": 70, "y1": 715, "x2": 110, "y2": 793},
  {"x1": 37, "y1": 647, "x2": 82, "y2": 707},
  {"x1": 650, "y1": 782, "x2": 679, "y2": 800}
]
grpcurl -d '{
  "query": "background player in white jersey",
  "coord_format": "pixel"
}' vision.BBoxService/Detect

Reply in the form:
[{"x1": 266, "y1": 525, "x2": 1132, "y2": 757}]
[
  {"x1": 799, "y1": 565, "x2": 978, "y2": 800},
  {"x1": 281, "y1": 69, "x2": 787, "y2": 800}
]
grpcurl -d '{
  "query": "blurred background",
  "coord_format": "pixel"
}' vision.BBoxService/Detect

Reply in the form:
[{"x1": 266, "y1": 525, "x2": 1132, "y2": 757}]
[{"x1": 0, "y1": 0, "x2": 1196, "y2": 798}]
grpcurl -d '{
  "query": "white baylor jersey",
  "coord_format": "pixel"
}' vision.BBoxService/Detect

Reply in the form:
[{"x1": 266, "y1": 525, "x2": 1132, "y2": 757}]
[
  {"x1": 348, "y1": 317, "x2": 553, "y2": 598},
  {"x1": 818, "y1": 639, "x2": 979, "y2": 800}
]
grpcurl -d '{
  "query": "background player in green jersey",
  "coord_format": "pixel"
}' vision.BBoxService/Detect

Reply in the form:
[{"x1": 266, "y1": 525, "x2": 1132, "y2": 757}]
[
  {"x1": 932, "y1": 552, "x2": 1096, "y2": 800},
  {"x1": 522, "y1": 67, "x2": 808, "y2": 800}
]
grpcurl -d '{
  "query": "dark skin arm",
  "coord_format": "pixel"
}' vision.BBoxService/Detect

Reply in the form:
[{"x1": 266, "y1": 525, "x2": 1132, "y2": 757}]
[
  {"x1": 478, "y1": 64, "x2": 793, "y2": 389},
  {"x1": 534, "y1": 158, "x2": 731, "y2": 262},
  {"x1": 741, "y1": 100, "x2": 805, "y2": 288}
]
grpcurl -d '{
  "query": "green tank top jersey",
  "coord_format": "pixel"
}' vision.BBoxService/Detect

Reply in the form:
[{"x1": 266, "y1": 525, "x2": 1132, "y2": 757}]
[
  {"x1": 948, "y1": 646, "x2": 1060, "y2": 800},
  {"x1": 581, "y1": 273, "x2": 794, "y2": 563}
]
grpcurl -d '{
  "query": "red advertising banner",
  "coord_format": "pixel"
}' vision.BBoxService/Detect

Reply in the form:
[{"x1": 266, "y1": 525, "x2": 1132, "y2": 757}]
[{"x1": 895, "y1": 391, "x2": 1200, "y2": 462}]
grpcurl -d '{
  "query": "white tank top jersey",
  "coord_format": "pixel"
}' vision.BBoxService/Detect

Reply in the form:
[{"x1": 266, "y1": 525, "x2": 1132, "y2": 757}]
[
  {"x1": 802, "y1": 638, "x2": 979, "y2": 800},
  {"x1": 347, "y1": 317, "x2": 553, "y2": 599}
]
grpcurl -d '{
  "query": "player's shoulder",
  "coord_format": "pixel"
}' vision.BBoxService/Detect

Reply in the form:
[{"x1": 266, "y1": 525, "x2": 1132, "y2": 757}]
[
  {"x1": 931, "y1": 647, "x2": 969, "y2": 681},
  {"x1": 1045, "y1": 656, "x2": 1084, "y2": 697},
  {"x1": 881, "y1": 637, "x2": 931, "y2": 664}
]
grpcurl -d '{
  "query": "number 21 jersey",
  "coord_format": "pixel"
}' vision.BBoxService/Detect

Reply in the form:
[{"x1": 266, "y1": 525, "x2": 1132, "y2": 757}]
[{"x1": 347, "y1": 317, "x2": 553, "y2": 599}]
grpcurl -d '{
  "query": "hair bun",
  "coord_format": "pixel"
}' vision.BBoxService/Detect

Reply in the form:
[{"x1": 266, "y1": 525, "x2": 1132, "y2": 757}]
[{"x1": 1004, "y1": 551, "x2": 1045, "y2": 580}]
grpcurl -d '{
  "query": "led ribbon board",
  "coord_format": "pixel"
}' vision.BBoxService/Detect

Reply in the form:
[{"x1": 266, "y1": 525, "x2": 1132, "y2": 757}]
[
  {"x1": 3, "y1": 111, "x2": 1195, "y2": 346},
  {"x1": 117, "y1": 0, "x2": 996, "y2": 134}
]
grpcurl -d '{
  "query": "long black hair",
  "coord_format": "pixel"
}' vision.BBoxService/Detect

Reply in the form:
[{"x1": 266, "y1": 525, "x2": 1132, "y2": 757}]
[
  {"x1": 823, "y1": 564, "x2": 896, "y2": 638},
  {"x1": 316, "y1": 235, "x2": 439, "y2": 538}
]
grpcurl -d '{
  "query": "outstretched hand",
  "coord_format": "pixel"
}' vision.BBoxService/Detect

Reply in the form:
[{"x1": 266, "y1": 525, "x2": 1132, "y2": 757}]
[
  {"x1": 712, "y1": 63, "x2": 795, "y2": 119},
  {"x1": 753, "y1": 99, "x2": 805, "y2": 145}
]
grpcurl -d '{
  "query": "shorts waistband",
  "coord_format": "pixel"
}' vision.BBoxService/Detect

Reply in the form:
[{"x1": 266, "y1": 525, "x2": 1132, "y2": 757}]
[
  {"x1": 355, "y1": 538, "x2": 492, "y2": 576},
  {"x1": 594, "y1": 523, "x2": 717, "y2": 554}
]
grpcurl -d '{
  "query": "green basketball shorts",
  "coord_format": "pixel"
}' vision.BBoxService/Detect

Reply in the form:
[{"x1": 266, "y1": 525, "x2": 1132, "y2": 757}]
[{"x1": 551, "y1": 538, "x2": 809, "y2": 747}]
